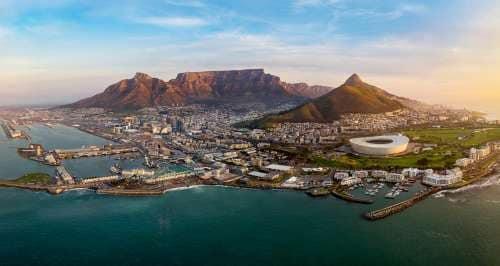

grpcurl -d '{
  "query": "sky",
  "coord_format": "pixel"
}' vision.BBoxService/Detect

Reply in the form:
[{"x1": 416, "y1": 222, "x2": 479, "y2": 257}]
[{"x1": 0, "y1": 0, "x2": 499, "y2": 118}]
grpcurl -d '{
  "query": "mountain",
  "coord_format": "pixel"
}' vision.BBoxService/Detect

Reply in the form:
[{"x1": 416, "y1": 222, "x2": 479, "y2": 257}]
[
  {"x1": 282, "y1": 83, "x2": 333, "y2": 99},
  {"x1": 252, "y1": 74, "x2": 405, "y2": 127},
  {"x1": 62, "y1": 69, "x2": 331, "y2": 110}
]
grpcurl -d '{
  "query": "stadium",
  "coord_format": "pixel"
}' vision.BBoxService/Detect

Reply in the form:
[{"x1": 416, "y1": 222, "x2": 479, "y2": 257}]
[{"x1": 349, "y1": 135, "x2": 410, "y2": 156}]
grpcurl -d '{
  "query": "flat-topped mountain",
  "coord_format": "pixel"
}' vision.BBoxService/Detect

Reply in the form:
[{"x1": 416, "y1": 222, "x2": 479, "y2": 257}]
[
  {"x1": 62, "y1": 69, "x2": 332, "y2": 110},
  {"x1": 252, "y1": 74, "x2": 406, "y2": 127}
]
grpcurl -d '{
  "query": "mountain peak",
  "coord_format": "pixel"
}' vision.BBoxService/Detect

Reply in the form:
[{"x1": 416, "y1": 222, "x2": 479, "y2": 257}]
[
  {"x1": 134, "y1": 72, "x2": 152, "y2": 80},
  {"x1": 345, "y1": 73, "x2": 363, "y2": 86}
]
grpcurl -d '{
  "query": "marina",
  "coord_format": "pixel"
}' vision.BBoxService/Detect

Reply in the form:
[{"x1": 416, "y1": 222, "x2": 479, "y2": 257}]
[{"x1": 0, "y1": 120, "x2": 500, "y2": 266}]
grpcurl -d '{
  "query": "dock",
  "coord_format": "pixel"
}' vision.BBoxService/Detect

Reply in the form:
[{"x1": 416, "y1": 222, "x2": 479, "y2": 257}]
[
  {"x1": 55, "y1": 166, "x2": 75, "y2": 185},
  {"x1": 54, "y1": 145, "x2": 139, "y2": 159},
  {"x1": 1, "y1": 121, "x2": 28, "y2": 140},
  {"x1": 331, "y1": 190, "x2": 374, "y2": 204},
  {"x1": 364, "y1": 187, "x2": 439, "y2": 220}
]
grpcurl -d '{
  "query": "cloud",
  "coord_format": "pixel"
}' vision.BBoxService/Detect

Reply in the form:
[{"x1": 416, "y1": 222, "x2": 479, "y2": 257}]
[
  {"x1": 293, "y1": 0, "x2": 340, "y2": 8},
  {"x1": 138, "y1": 16, "x2": 208, "y2": 27},
  {"x1": 25, "y1": 21, "x2": 68, "y2": 36},
  {"x1": 331, "y1": 3, "x2": 427, "y2": 21},
  {"x1": 163, "y1": 0, "x2": 205, "y2": 8}
]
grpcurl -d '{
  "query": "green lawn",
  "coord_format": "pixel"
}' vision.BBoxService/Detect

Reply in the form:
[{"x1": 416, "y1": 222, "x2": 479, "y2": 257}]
[
  {"x1": 313, "y1": 145, "x2": 464, "y2": 170},
  {"x1": 14, "y1": 173, "x2": 53, "y2": 185},
  {"x1": 313, "y1": 127, "x2": 500, "y2": 170},
  {"x1": 404, "y1": 127, "x2": 500, "y2": 148}
]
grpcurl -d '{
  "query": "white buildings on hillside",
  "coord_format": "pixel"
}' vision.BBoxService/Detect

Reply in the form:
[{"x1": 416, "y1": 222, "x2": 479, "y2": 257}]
[{"x1": 423, "y1": 168, "x2": 463, "y2": 187}]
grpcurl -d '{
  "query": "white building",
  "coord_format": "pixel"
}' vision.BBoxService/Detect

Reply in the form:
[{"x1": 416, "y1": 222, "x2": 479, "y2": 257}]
[
  {"x1": 341, "y1": 177, "x2": 362, "y2": 186},
  {"x1": 386, "y1": 173, "x2": 405, "y2": 183},
  {"x1": 402, "y1": 168, "x2": 420, "y2": 178},
  {"x1": 353, "y1": 170, "x2": 369, "y2": 179},
  {"x1": 371, "y1": 170, "x2": 388, "y2": 178},
  {"x1": 321, "y1": 178, "x2": 333, "y2": 187},
  {"x1": 281, "y1": 176, "x2": 301, "y2": 189},
  {"x1": 470, "y1": 146, "x2": 492, "y2": 161},
  {"x1": 265, "y1": 164, "x2": 293, "y2": 173},
  {"x1": 302, "y1": 167, "x2": 326, "y2": 173},
  {"x1": 423, "y1": 168, "x2": 463, "y2": 187},
  {"x1": 350, "y1": 135, "x2": 409, "y2": 156},
  {"x1": 334, "y1": 172, "x2": 350, "y2": 180},
  {"x1": 248, "y1": 171, "x2": 280, "y2": 181}
]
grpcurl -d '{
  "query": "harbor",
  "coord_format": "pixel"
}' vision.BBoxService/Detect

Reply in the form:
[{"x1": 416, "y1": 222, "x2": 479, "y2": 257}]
[{"x1": 1, "y1": 122, "x2": 500, "y2": 266}]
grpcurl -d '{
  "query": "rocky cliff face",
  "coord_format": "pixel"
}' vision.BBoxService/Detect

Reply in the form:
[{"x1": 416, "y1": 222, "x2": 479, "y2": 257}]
[
  {"x1": 169, "y1": 69, "x2": 290, "y2": 100},
  {"x1": 63, "y1": 69, "x2": 332, "y2": 110}
]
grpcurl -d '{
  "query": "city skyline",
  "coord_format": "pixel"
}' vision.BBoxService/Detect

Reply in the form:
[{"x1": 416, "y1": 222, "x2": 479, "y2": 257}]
[{"x1": 1, "y1": 0, "x2": 499, "y2": 118}]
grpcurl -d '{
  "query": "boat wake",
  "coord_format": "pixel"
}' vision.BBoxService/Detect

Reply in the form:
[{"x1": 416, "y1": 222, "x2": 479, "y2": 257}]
[{"x1": 434, "y1": 173, "x2": 500, "y2": 199}]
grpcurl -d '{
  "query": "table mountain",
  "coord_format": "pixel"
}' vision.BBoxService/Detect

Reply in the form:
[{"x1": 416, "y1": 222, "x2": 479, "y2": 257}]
[{"x1": 62, "y1": 69, "x2": 331, "y2": 110}]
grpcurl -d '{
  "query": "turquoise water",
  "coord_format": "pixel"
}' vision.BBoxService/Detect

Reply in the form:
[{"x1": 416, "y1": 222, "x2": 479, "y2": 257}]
[{"x1": 1, "y1": 124, "x2": 500, "y2": 266}]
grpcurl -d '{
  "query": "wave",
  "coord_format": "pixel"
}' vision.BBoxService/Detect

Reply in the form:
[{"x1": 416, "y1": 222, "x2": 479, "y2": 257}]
[{"x1": 434, "y1": 173, "x2": 500, "y2": 198}]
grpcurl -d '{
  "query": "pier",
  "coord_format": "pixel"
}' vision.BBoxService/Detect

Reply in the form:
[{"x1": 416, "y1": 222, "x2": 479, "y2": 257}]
[
  {"x1": 1, "y1": 121, "x2": 28, "y2": 140},
  {"x1": 80, "y1": 175, "x2": 120, "y2": 184},
  {"x1": 56, "y1": 166, "x2": 75, "y2": 185},
  {"x1": 54, "y1": 145, "x2": 139, "y2": 159},
  {"x1": 364, "y1": 187, "x2": 440, "y2": 220},
  {"x1": 144, "y1": 171, "x2": 195, "y2": 184},
  {"x1": 331, "y1": 190, "x2": 374, "y2": 204}
]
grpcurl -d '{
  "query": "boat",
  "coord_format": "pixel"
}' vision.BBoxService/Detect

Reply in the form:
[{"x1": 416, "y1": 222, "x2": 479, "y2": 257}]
[{"x1": 110, "y1": 163, "x2": 122, "y2": 174}]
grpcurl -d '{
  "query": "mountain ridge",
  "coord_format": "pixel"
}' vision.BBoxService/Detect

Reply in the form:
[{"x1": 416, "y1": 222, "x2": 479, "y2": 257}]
[
  {"x1": 62, "y1": 69, "x2": 333, "y2": 110},
  {"x1": 250, "y1": 74, "x2": 407, "y2": 127}
]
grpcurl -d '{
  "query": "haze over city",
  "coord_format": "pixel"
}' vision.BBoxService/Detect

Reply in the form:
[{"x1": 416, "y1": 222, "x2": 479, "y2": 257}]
[{"x1": 0, "y1": 0, "x2": 499, "y2": 118}]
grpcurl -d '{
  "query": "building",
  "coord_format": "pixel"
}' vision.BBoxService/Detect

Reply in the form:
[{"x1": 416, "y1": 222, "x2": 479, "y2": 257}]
[
  {"x1": 371, "y1": 170, "x2": 388, "y2": 178},
  {"x1": 122, "y1": 168, "x2": 155, "y2": 179},
  {"x1": 349, "y1": 135, "x2": 409, "y2": 156},
  {"x1": 334, "y1": 172, "x2": 349, "y2": 180},
  {"x1": 423, "y1": 168, "x2": 463, "y2": 187},
  {"x1": 321, "y1": 177, "x2": 333, "y2": 187},
  {"x1": 265, "y1": 164, "x2": 293, "y2": 173},
  {"x1": 386, "y1": 173, "x2": 405, "y2": 183},
  {"x1": 353, "y1": 170, "x2": 369, "y2": 179},
  {"x1": 341, "y1": 177, "x2": 362, "y2": 186},
  {"x1": 455, "y1": 158, "x2": 474, "y2": 168},
  {"x1": 402, "y1": 168, "x2": 420, "y2": 178},
  {"x1": 248, "y1": 171, "x2": 280, "y2": 181},
  {"x1": 281, "y1": 176, "x2": 301, "y2": 189},
  {"x1": 470, "y1": 146, "x2": 492, "y2": 161}
]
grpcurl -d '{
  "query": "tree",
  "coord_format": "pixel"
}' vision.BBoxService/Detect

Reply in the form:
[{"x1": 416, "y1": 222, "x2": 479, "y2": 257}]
[{"x1": 417, "y1": 158, "x2": 429, "y2": 166}]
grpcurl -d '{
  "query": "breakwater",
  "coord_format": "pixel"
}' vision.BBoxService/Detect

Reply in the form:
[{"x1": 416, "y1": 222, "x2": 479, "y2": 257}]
[
  {"x1": 331, "y1": 190, "x2": 374, "y2": 204},
  {"x1": 364, "y1": 187, "x2": 439, "y2": 220}
]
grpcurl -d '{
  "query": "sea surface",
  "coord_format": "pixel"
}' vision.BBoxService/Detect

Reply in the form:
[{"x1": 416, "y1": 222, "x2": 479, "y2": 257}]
[{"x1": 1, "y1": 124, "x2": 500, "y2": 266}]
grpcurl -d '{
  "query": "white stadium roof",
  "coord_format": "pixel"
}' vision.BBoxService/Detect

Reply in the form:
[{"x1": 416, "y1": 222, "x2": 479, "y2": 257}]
[{"x1": 349, "y1": 135, "x2": 409, "y2": 156}]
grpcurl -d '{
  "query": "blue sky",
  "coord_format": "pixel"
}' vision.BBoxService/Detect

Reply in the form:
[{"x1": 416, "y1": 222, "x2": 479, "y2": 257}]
[{"x1": 1, "y1": 0, "x2": 499, "y2": 117}]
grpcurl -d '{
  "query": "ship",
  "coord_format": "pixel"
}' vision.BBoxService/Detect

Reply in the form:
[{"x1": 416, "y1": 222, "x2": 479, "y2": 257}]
[{"x1": 110, "y1": 163, "x2": 122, "y2": 174}]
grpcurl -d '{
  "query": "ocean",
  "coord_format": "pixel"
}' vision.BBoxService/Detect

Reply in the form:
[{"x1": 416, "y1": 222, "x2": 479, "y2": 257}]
[{"x1": 1, "y1": 124, "x2": 500, "y2": 266}]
